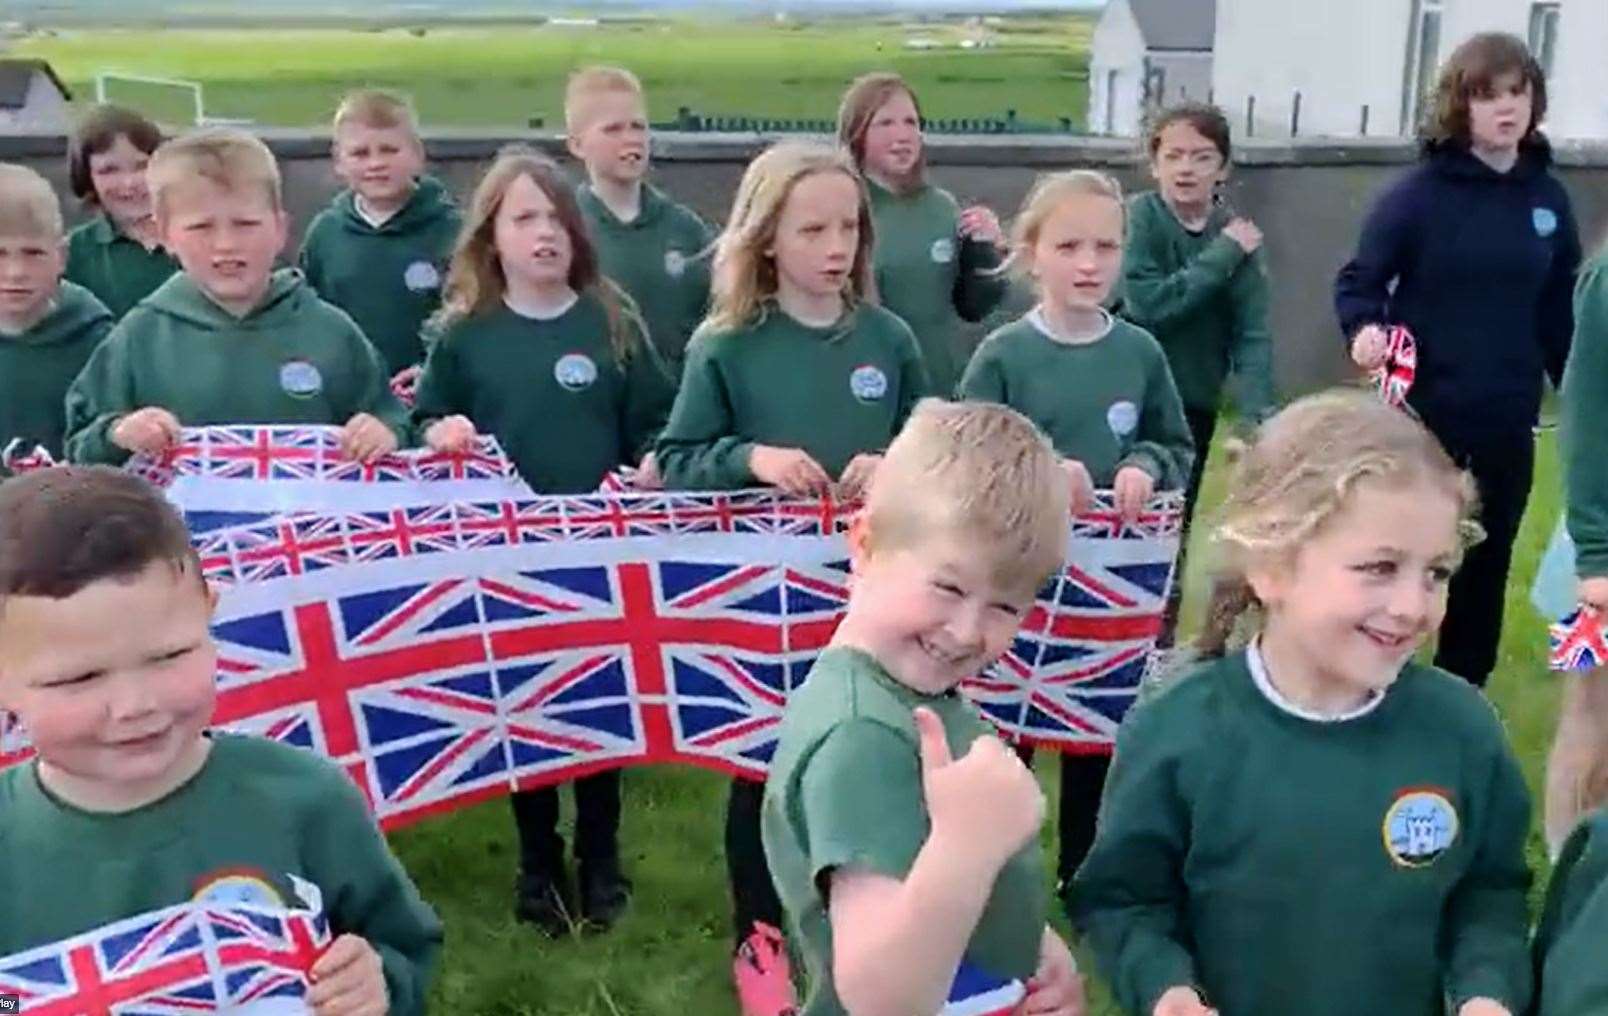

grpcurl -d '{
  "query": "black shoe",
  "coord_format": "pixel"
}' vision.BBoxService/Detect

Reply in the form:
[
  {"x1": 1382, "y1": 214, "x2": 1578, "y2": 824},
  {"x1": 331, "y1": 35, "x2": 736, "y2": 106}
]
[
  {"x1": 578, "y1": 857, "x2": 632, "y2": 931},
  {"x1": 514, "y1": 866, "x2": 577, "y2": 937}
]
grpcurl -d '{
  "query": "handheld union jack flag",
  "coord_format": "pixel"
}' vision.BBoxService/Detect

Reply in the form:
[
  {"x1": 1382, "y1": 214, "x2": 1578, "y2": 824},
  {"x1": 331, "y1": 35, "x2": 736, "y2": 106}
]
[
  {"x1": 0, "y1": 428, "x2": 1183, "y2": 829},
  {"x1": 941, "y1": 963, "x2": 1026, "y2": 1016},
  {"x1": 1551, "y1": 607, "x2": 1608, "y2": 671},
  {"x1": 0, "y1": 900, "x2": 328, "y2": 1015},
  {"x1": 1, "y1": 438, "x2": 55, "y2": 475},
  {"x1": 1371, "y1": 324, "x2": 1417, "y2": 408}
]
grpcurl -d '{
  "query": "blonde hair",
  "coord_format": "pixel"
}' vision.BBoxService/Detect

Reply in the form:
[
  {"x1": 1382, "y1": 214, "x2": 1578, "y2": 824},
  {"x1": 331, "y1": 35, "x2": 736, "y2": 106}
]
[
  {"x1": 433, "y1": 144, "x2": 643, "y2": 363},
  {"x1": 333, "y1": 88, "x2": 421, "y2": 137},
  {"x1": 147, "y1": 128, "x2": 282, "y2": 218},
  {"x1": 1197, "y1": 389, "x2": 1483, "y2": 656},
  {"x1": 0, "y1": 164, "x2": 64, "y2": 239},
  {"x1": 564, "y1": 66, "x2": 645, "y2": 136},
  {"x1": 1005, "y1": 169, "x2": 1125, "y2": 278},
  {"x1": 865, "y1": 399, "x2": 1069, "y2": 594},
  {"x1": 707, "y1": 140, "x2": 876, "y2": 333},
  {"x1": 836, "y1": 71, "x2": 926, "y2": 191}
]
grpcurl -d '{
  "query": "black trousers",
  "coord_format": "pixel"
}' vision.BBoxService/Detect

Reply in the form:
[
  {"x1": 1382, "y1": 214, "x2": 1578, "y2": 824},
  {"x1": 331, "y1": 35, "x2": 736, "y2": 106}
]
[
  {"x1": 1015, "y1": 747, "x2": 1114, "y2": 887},
  {"x1": 1159, "y1": 407, "x2": 1220, "y2": 646},
  {"x1": 726, "y1": 775, "x2": 784, "y2": 946},
  {"x1": 1431, "y1": 427, "x2": 1536, "y2": 687},
  {"x1": 510, "y1": 771, "x2": 622, "y2": 874}
]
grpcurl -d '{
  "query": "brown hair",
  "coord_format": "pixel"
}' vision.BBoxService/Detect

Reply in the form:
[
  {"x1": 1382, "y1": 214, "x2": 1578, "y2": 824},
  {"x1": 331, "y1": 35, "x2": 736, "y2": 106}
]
[
  {"x1": 707, "y1": 140, "x2": 877, "y2": 333},
  {"x1": 1144, "y1": 101, "x2": 1232, "y2": 162},
  {"x1": 0, "y1": 467, "x2": 197, "y2": 603},
  {"x1": 1195, "y1": 389, "x2": 1482, "y2": 656},
  {"x1": 1423, "y1": 32, "x2": 1548, "y2": 145},
  {"x1": 836, "y1": 72, "x2": 926, "y2": 191},
  {"x1": 147, "y1": 128, "x2": 283, "y2": 218},
  {"x1": 434, "y1": 145, "x2": 643, "y2": 362},
  {"x1": 67, "y1": 104, "x2": 164, "y2": 206},
  {"x1": 333, "y1": 88, "x2": 421, "y2": 137}
]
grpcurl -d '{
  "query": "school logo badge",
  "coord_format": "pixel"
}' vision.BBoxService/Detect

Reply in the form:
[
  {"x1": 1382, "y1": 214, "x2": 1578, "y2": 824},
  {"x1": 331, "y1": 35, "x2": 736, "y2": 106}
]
[
  {"x1": 191, "y1": 867, "x2": 286, "y2": 908},
  {"x1": 1533, "y1": 207, "x2": 1559, "y2": 238},
  {"x1": 554, "y1": 353, "x2": 599, "y2": 392},
  {"x1": 849, "y1": 364, "x2": 889, "y2": 403},
  {"x1": 279, "y1": 359, "x2": 323, "y2": 399},
  {"x1": 1382, "y1": 787, "x2": 1459, "y2": 868},
  {"x1": 930, "y1": 238, "x2": 955, "y2": 264},
  {"x1": 665, "y1": 249, "x2": 687, "y2": 278},
  {"x1": 403, "y1": 259, "x2": 441, "y2": 292},
  {"x1": 1106, "y1": 400, "x2": 1139, "y2": 438}
]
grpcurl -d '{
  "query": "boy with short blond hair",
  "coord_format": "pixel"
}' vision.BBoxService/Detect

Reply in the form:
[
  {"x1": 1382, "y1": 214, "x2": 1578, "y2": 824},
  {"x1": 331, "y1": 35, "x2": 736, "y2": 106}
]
[
  {"x1": 64, "y1": 128, "x2": 410, "y2": 466},
  {"x1": 299, "y1": 89, "x2": 461, "y2": 383},
  {"x1": 565, "y1": 66, "x2": 713, "y2": 376},
  {"x1": 0, "y1": 163, "x2": 113, "y2": 470},
  {"x1": 0, "y1": 465, "x2": 442, "y2": 1013},
  {"x1": 761, "y1": 399, "x2": 1086, "y2": 1016}
]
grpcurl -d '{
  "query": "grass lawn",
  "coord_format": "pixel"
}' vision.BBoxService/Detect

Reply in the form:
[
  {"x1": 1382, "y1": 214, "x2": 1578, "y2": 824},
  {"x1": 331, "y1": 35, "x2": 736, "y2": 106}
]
[
  {"x1": 388, "y1": 424, "x2": 1567, "y2": 1015},
  {"x1": 10, "y1": 17, "x2": 1093, "y2": 131}
]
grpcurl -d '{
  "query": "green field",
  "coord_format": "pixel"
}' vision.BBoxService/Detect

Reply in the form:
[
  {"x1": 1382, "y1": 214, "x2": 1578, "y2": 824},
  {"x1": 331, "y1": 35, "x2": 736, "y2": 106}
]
[
  {"x1": 381, "y1": 426, "x2": 1567, "y2": 1015},
  {"x1": 9, "y1": 17, "x2": 1094, "y2": 130}
]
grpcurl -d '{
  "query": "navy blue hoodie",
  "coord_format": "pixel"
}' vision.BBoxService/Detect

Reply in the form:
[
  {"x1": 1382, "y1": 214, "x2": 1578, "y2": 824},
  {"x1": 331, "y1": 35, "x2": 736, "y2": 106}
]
[{"x1": 1334, "y1": 138, "x2": 1580, "y2": 437}]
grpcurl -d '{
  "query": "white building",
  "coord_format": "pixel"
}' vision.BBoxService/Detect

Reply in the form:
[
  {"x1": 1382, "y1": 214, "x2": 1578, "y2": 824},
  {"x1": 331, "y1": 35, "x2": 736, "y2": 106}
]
[
  {"x1": 1210, "y1": 0, "x2": 1605, "y2": 139},
  {"x1": 0, "y1": 59, "x2": 70, "y2": 135},
  {"x1": 1088, "y1": 0, "x2": 1216, "y2": 136}
]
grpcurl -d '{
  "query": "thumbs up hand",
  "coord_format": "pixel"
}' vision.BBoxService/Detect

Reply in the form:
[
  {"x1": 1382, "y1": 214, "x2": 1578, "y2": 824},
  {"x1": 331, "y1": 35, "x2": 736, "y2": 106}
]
[{"x1": 914, "y1": 707, "x2": 1044, "y2": 872}]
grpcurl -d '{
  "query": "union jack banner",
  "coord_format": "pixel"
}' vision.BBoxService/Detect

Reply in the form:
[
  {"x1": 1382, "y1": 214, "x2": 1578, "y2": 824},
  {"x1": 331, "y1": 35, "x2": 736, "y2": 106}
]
[
  {"x1": 0, "y1": 427, "x2": 1182, "y2": 829},
  {"x1": 0, "y1": 900, "x2": 328, "y2": 1015},
  {"x1": 1551, "y1": 607, "x2": 1608, "y2": 671},
  {"x1": 1370, "y1": 324, "x2": 1417, "y2": 408}
]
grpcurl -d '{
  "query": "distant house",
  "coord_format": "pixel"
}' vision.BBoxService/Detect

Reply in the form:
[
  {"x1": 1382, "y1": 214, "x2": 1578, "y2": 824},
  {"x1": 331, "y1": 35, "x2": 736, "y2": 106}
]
[
  {"x1": 0, "y1": 58, "x2": 70, "y2": 134},
  {"x1": 1212, "y1": 0, "x2": 1605, "y2": 139},
  {"x1": 1088, "y1": 0, "x2": 1216, "y2": 136}
]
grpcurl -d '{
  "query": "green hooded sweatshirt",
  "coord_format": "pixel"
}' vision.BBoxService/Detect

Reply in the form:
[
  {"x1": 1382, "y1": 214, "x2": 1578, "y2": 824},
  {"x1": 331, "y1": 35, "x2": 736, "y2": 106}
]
[
  {"x1": 63, "y1": 213, "x2": 181, "y2": 320},
  {"x1": 578, "y1": 182, "x2": 714, "y2": 377},
  {"x1": 1562, "y1": 250, "x2": 1608, "y2": 577},
  {"x1": 64, "y1": 268, "x2": 411, "y2": 465},
  {"x1": 0, "y1": 281, "x2": 113, "y2": 467},
  {"x1": 297, "y1": 176, "x2": 462, "y2": 375}
]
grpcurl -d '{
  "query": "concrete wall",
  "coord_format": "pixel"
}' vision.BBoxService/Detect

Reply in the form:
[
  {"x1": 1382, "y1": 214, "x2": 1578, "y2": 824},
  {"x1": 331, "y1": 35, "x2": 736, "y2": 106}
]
[
  {"x1": 1551, "y1": 0, "x2": 1608, "y2": 140},
  {"x1": 6, "y1": 129, "x2": 1608, "y2": 404}
]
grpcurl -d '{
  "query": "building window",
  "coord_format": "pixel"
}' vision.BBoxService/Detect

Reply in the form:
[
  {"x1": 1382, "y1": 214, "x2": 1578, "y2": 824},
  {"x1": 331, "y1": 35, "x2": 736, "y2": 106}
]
[
  {"x1": 1104, "y1": 68, "x2": 1118, "y2": 133},
  {"x1": 1401, "y1": 0, "x2": 1443, "y2": 134},
  {"x1": 1529, "y1": 2, "x2": 1560, "y2": 77}
]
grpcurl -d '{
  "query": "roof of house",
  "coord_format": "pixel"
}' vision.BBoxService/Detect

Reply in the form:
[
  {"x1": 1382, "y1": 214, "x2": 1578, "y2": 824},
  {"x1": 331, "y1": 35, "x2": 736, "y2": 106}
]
[
  {"x1": 1130, "y1": 0, "x2": 1216, "y2": 52},
  {"x1": 0, "y1": 59, "x2": 71, "y2": 109}
]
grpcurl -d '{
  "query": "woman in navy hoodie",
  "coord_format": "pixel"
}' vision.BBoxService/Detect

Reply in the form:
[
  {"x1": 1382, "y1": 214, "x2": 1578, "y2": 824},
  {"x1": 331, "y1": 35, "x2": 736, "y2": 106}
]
[{"x1": 1335, "y1": 32, "x2": 1580, "y2": 689}]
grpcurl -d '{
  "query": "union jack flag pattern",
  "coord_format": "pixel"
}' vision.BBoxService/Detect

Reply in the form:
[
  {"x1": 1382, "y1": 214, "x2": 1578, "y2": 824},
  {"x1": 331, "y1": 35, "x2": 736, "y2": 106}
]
[
  {"x1": 1371, "y1": 324, "x2": 1417, "y2": 408},
  {"x1": 941, "y1": 964, "x2": 1026, "y2": 1016},
  {"x1": 1551, "y1": 607, "x2": 1608, "y2": 671},
  {"x1": 0, "y1": 428, "x2": 1182, "y2": 829},
  {"x1": 0, "y1": 901, "x2": 328, "y2": 1015}
]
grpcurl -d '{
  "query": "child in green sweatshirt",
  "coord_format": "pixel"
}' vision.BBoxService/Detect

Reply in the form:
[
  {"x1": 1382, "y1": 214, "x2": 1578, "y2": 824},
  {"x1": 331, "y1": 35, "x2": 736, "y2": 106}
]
[
  {"x1": 64, "y1": 128, "x2": 409, "y2": 466},
  {"x1": 0, "y1": 467, "x2": 441, "y2": 1014},
  {"x1": 1069, "y1": 390, "x2": 1531, "y2": 1016},
  {"x1": 62, "y1": 104, "x2": 179, "y2": 318},
  {"x1": 959, "y1": 168, "x2": 1191, "y2": 894},
  {"x1": 414, "y1": 146, "x2": 673, "y2": 939},
  {"x1": 656, "y1": 140, "x2": 928, "y2": 1016},
  {"x1": 565, "y1": 67, "x2": 714, "y2": 378},
  {"x1": 298, "y1": 90, "x2": 462, "y2": 386},
  {"x1": 836, "y1": 72, "x2": 1009, "y2": 396},
  {"x1": 0, "y1": 164, "x2": 113, "y2": 471}
]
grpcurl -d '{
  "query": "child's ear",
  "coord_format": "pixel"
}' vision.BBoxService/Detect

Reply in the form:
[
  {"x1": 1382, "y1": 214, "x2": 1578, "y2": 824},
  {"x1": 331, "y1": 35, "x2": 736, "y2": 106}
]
[
  {"x1": 270, "y1": 209, "x2": 291, "y2": 258},
  {"x1": 204, "y1": 580, "x2": 220, "y2": 615},
  {"x1": 847, "y1": 514, "x2": 873, "y2": 574},
  {"x1": 1243, "y1": 556, "x2": 1288, "y2": 613},
  {"x1": 564, "y1": 133, "x2": 584, "y2": 161}
]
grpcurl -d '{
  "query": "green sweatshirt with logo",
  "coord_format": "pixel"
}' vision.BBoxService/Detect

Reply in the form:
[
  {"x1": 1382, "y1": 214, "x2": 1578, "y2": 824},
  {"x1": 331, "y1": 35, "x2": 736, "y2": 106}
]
[
  {"x1": 1068, "y1": 653, "x2": 1532, "y2": 1016},
  {"x1": 64, "y1": 268, "x2": 411, "y2": 464},
  {"x1": 868, "y1": 179, "x2": 1007, "y2": 397},
  {"x1": 656, "y1": 303, "x2": 929, "y2": 490},
  {"x1": 0, "y1": 281, "x2": 113, "y2": 467},
  {"x1": 1121, "y1": 191, "x2": 1275, "y2": 422},
  {"x1": 412, "y1": 294, "x2": 674, "y2": 494},
  {"x1": 578, "y1": 182, "x2": 714, "y2": 376},
  {"x1": 0, "y1": 735, "x2": 442, "y2": 1015},
  {"x1": 64, "y1": 212, "x2": 181, "y2": 319},
  {"x1": 297, "y1": 176, "x2": 462, "y2": 375},
  {"x1": 958, "y1": 312, "x2": 1193, "y2": 488}
]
